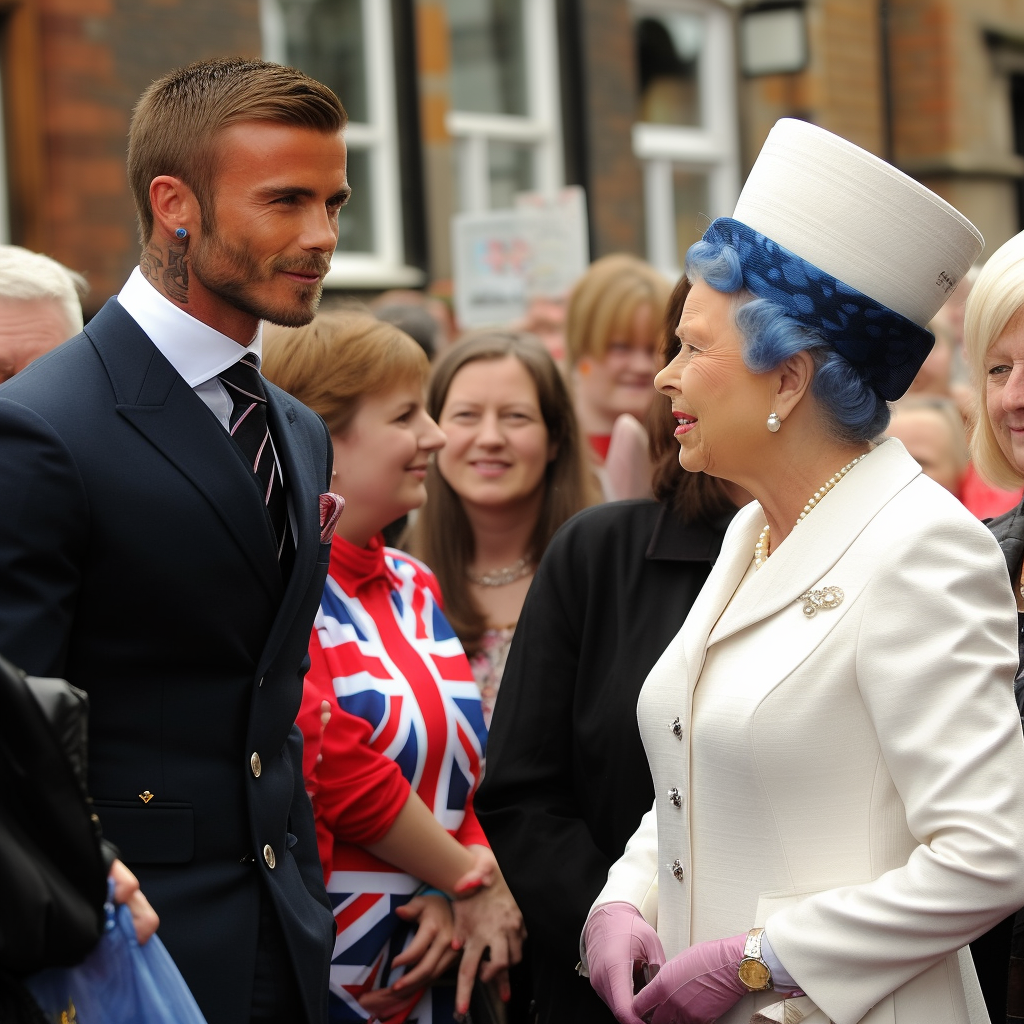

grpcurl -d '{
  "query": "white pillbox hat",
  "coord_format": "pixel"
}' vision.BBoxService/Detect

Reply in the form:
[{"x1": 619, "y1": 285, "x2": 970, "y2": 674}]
[{"x1": 732, "y1": 119, "x2": 984, "y2": 327}]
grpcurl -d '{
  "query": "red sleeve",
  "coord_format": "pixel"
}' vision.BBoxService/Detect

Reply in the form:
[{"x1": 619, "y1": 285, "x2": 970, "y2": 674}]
[
  {"x1": 298, "y1": 628, "x2": 332, "y2": 787},
  {"x1": 454, "y1": 792, "x2": 489, "y2": 849},
  {"x1": 303, "y1": 630, "x2": 412, "y2": 849}
]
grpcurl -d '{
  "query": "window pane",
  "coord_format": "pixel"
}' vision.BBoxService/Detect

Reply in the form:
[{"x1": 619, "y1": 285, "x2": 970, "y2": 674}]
[
  {"x1": 673, "y1": 166, "x2": 709, "y2": 264},
  {"x1": 488, "y1": 140, "x2": 533, "y2": 209},
  {"x1": 447, "y1": 0, "x2": 527, "y2": 116},
  {"x1": 636, "y1": 12, "x2": 704, "y2": 127},
  {"x1": 337, "y1": 147, "x2": 374, "y2": 252},
  {"x1": 274, "y1": 0, "x2": 368, "y2": 123}
]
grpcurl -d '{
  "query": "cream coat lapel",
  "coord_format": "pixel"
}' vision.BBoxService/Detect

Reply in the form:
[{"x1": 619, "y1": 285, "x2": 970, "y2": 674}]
[
  {"x1": 679, "y1": 503, "x2": 763, "y2": 695},
  {"x1": 709, "y1": 438, "x2": 921, "y2": 648}
]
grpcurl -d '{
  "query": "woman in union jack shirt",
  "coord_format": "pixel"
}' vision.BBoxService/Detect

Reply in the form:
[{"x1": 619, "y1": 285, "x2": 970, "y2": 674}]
[{"x1": 263, "y1": 312, "x2": 524, "y2": 1024}]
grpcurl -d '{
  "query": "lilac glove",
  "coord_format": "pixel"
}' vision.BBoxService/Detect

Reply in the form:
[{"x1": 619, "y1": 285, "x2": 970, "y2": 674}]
[
  {"x1": 632, "y1": 933, "x2": 748, "y2": 1024},
  {"x1": 584, "y1": 902, "x2": 666, "y2": 1024}
]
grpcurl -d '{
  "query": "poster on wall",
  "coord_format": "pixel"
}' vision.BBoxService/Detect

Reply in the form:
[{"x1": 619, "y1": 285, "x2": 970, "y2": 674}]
[{"x1": 452, "y1": 186, "x2": 590, "y2": 329}]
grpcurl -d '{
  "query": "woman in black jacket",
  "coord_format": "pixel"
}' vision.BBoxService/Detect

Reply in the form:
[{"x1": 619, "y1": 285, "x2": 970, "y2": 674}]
[{"x1": 474, "y1": 277, "x2": 748, "y2": 1024}]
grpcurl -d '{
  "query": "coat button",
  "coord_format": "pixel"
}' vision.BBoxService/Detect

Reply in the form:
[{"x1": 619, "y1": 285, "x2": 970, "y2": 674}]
[
  {"x1": 670, "y1": 859, "x2": 684, "y2": 882},
  {"x1": 250, "y1": 752, "x2": 262, "y2": 778},
  {"x1": 670, "y1": 717, "x2": 682, "y2": 739},
  {"x1": 668, "y1": 787, "x2": 682, "y2": 808},
  {"x1": 263, "y1": 844, "x2": 276, "y2": 869}
]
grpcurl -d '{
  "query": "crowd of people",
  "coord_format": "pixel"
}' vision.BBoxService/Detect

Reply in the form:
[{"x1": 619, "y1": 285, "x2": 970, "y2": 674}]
[{"x1": 4, "y1": 55, "x2": 1024, "y2": 1024}]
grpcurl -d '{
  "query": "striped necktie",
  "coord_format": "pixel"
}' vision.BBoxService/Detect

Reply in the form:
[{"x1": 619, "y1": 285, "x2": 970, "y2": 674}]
[{"x1": 218, "y1": 354, "x2": 289, "y2": 559}]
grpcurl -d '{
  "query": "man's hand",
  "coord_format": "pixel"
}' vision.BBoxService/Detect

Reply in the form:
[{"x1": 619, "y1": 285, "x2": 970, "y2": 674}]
[
  {"x1": 109, "y1": 858, "x2": 159, "y2": 944},
  {"x1": 450, "y1": 848, "x2": 526, "y2": 1016}
]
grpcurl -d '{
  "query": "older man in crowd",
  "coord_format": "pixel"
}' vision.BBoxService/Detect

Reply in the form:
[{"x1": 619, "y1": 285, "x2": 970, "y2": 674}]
[{"x1": 0, "y1": 245, "x2": 86, "y2": 382}]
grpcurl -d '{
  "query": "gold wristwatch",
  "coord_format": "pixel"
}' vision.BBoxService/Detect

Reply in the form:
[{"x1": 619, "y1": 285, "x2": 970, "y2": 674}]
[{"x1": 737, "y1": 927, "x2": 773, "y2": 992}]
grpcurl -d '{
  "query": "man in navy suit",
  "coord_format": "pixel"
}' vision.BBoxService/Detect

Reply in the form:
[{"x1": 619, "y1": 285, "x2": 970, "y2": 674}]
[{"x1": 0, "y1": 59, "x2": 350, "y2": 1024}]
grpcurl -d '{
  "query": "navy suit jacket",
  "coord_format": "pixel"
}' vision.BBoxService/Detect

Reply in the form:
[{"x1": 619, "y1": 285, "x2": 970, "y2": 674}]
[{"x1": 0, "y1": 298, "x2": 335, "y2": 1024}]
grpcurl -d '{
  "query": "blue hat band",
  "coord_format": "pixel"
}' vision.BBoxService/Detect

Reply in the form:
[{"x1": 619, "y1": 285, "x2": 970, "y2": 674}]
[{"x1": 698, "y1": 218, "x2": 934, "y2": 402}]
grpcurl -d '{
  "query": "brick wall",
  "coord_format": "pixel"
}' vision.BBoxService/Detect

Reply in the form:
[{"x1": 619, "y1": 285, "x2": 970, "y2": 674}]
[
  {"x1": 741, "y1": 0, "x2": 884, "y2": 173},
  {"x1": 888, "y1": 0, "x2": 952, "y2": 163},
  {"x1": 33, "y1": 0, "x2": 260, "y2": 314},
  {"x1": 577, "y1": 0, "x2": 643, "y2": 257}
]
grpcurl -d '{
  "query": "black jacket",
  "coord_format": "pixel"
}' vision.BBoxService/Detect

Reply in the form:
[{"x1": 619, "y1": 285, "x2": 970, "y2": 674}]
[
  {"x1": 0, "y1": 299, "x2": 335, "y2": 1024},
  {"x1": 475, "y1": 499, "x2": 733, "y2": 1024},
  {"x1": 987, "y1": 499, "x2": 1024, "y2": 712}
]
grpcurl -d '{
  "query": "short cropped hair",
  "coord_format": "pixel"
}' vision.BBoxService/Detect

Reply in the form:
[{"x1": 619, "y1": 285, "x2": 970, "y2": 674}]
[
  {"x1": 685, "y1": 237, "x2": 890, "y2": 444},
  {"x1": 262, "y1": 311, "x2": 428, "y2": 436},
  {"x1": 0, "y1": 245, "x2": 87, "y2": 334},
  {"x1": 964, "y1": 231, "x2": 1024, "y2": 488},
  {"x1": 565, "y1": 254, "x2": 671, "y2": 365},
  {"x1": 128, "y1": 58, "x2": 347, "y2": 244}
]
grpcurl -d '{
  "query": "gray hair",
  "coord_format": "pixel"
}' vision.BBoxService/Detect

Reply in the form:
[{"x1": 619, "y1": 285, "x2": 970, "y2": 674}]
[{"x1": 0, "y1": 246, "x2": 87, "y2": 335}]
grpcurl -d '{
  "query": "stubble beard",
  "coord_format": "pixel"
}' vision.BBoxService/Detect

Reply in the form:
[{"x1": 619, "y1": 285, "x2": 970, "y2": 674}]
[{"x1": 190, "y1": 229, "x2": 330, "y2": 328}]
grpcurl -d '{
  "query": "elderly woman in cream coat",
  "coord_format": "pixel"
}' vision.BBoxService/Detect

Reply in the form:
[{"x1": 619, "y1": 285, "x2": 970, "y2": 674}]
[{"x1": 581, "y1": 119, "x2": 1024, "y2": 1024}]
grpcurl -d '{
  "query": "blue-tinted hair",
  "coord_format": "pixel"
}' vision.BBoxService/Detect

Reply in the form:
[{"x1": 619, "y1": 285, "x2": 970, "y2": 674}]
[{"x1": 684, "y1": 236, "x2": 890, "y2": 443}]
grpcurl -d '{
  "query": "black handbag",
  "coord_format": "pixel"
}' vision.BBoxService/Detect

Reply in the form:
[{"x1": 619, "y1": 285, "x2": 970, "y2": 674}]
[{"x1": 0, "y1": 653, "x2": 112, "y2": 976}]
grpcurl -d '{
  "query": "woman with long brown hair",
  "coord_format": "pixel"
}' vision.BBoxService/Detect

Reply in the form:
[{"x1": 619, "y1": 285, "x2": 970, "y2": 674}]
[{"x1": 408, "y1": 331, "x2": 595, "y2": 724}]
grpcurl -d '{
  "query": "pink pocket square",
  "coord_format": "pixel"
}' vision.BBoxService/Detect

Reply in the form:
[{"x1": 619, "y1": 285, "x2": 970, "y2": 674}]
[{"x1": 319, "y1": 492, "x2": 345, "y2": 543}]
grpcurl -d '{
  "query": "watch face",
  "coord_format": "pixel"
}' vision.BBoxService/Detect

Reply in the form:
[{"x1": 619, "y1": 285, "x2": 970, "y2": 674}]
[{"x1": 738, "y1": 958, "x2": 771, "y2": 991}]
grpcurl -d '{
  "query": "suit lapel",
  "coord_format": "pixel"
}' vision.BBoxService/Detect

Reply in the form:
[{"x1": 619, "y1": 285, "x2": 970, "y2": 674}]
[
  {"x1": 257, "y1": 384, "x2": 324, "y2": 671},
  {"x1": 708, "y1": 438, "x2": 921, "y2": 647},
  {"x1": 86, "y1": 299, "x2": 283, "y2": 602},
  {"x1": 680, "y1": 503, "x2": 763, "y2": 698}
]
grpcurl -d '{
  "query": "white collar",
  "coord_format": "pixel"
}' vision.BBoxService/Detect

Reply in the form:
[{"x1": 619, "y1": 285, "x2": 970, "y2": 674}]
[{"x1": 117, "y1": 266, "x2": 263, "y2": 387}]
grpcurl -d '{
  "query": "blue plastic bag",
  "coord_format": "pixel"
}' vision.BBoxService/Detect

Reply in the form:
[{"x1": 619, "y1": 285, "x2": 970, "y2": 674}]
[{"x1": 25, "y1": 902, "x2": 208, "y2": 1024}]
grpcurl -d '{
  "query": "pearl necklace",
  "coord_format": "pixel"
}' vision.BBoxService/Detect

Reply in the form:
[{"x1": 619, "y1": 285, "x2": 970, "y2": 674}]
[{"x1": 754, "y1": 454, "x2": 865, "y2": 569}]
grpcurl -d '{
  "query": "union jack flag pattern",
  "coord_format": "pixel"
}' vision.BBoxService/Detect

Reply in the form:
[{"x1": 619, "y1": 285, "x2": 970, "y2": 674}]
[{"x1": 301, "y1": 535, "x2": 488, "y2": 1023}]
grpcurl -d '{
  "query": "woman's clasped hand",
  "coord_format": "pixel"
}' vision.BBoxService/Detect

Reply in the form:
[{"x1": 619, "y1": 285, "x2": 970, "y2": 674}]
[
  {"x1": 631, "y1": 935, "x2": 775, "y2": 1024},
  {"x1": 450, "y1": 845, "x2": 527, "y2": 1007},
  {"x1": 583, "y1": 903, "x2": 665, "y2": 1024}
]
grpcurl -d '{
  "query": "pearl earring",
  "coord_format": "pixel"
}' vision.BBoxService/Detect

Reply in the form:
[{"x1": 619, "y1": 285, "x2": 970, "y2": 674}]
[{"x1": 767, "y1": 411, "x2": 781, "y2": 432}]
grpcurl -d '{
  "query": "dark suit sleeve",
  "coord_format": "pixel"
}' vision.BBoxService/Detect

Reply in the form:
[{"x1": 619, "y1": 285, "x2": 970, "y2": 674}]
[
  {"x1": 475, "y1": 524, "x2": 614, "y2": 960},
  {"x1": 0, "y1": 398, "x2": 88, "y2": 675},
  {"x1": 286, "y1": 412, "x2": 336, "y2": 915}
]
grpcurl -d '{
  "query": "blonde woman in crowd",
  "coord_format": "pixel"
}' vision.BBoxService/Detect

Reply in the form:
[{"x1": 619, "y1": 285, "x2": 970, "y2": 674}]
[
  {"x1": 565, "y1": 254, "x2": 671, "y2": 497},
  {"x1": 964, "y1": 229, "x2": 1024, "y2": 1022},
  {"x1": 408, "y1": 331, "x2": 594, "y2": 726},
  {"x1": 886, "y1": 396, "x2": 968, "y2": 498},
  {"x1": 263, "y1": 312, "x2": 523, "y2": 1024}
]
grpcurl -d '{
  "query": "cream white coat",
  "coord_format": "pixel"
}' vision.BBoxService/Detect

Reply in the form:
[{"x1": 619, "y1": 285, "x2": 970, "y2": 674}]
[{"x1": 588, "y1": 439, "x2": 1024, "y2": 1024}]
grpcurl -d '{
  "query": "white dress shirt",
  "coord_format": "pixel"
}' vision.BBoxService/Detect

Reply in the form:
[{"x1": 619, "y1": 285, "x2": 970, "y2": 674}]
[
  {"x1": 117, "y1": 267, "x2": 293, "y2": 540},
  {"x1": 117, "y1": 266, "x2": 264, "y2": 429}
]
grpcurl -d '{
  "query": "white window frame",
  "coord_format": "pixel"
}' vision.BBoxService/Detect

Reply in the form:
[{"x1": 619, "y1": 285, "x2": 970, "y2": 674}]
[
  {"x1": 261, "y1": 0, "x2": 424, "y2": 288},
  {"x1": 631, "y1": 0, "x2": 739, "y2": 276},
  {"x1": 446, "y1": 0, "x2": 564, "y2": 212}
]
